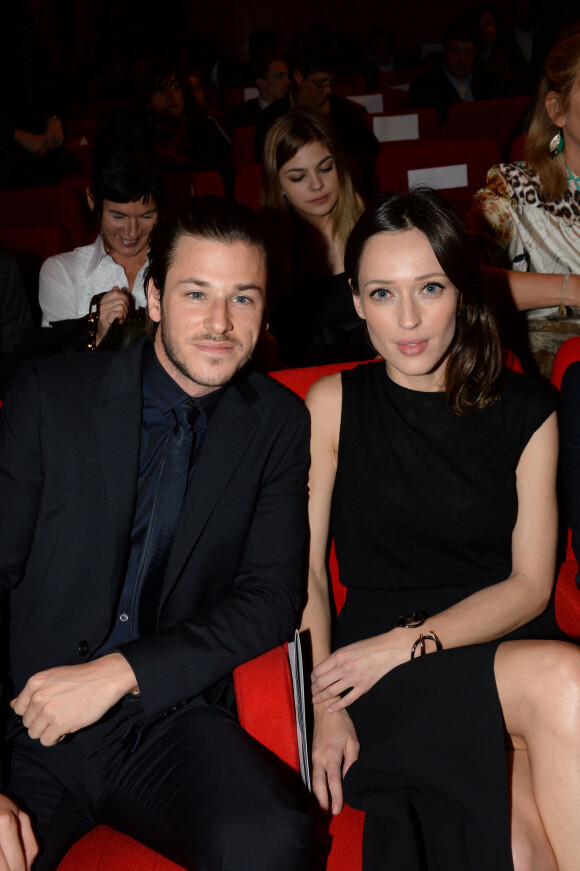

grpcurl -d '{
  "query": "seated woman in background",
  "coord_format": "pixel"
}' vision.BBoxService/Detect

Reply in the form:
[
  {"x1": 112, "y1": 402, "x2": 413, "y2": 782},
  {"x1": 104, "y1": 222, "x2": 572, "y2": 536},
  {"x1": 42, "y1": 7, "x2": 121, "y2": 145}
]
[
  {"x1": 138, "y1": 59, "x2": 233, "y2": 192},
  {"x1": 466, "y1": 21, "x2": 580, "y2": 316},
  {"x1": 304, "y1": 187, "x2": 580, "y2": 870},
  {"x1": 261, "y1": 108, "x2": 371, "y2": 365},
  {"x1": 39, "y1": 146, "x2": 161, "y2": 346}
]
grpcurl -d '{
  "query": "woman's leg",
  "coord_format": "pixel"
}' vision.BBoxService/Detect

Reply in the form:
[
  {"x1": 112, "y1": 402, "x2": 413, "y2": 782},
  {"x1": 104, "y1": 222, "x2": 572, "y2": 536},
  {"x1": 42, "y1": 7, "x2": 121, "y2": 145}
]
[
  {"x1": 495, "y1": 640, "x2": 580, "y2": 871},
  {"x1": 507, "y1": 748, "x2": 557, "y2": 871}
]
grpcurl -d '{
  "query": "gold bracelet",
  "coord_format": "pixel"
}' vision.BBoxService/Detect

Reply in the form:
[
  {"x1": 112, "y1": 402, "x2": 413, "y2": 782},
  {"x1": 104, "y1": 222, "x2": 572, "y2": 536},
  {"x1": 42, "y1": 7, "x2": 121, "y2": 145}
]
[
  {"x1": 410, "y1": 631, "x2": 443, "y2": 659},
  {"x1": 559, "y1": 273, "x2": 571, "y2": 316}
]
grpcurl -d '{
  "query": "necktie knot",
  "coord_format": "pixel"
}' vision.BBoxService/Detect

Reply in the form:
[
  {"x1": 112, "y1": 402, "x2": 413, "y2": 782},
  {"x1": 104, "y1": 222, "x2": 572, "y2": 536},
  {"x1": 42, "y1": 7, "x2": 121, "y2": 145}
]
[{"x1": 172, "y1": 400, "x2": 199, "y2": 439}]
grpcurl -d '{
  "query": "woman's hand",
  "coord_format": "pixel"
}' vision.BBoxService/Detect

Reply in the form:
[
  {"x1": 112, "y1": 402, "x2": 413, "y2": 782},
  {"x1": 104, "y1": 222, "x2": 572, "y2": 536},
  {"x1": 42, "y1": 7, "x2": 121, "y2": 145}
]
[
  {"x1": 312, "y1": 630, "x2": 410, "y2": 712},
  {"x1": 96, "y1": 287, "x2": 132, "y2": 342},
  {"x1": 311, "y1": 703, "x2": 359, "y2": 815}
]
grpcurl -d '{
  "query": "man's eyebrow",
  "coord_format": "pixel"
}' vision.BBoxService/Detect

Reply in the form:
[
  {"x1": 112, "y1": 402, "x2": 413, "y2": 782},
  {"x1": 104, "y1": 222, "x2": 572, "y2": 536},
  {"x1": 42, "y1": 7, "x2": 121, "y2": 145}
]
[{"x1": 176, "y1": 279, "x2": 263, "y2": 291}]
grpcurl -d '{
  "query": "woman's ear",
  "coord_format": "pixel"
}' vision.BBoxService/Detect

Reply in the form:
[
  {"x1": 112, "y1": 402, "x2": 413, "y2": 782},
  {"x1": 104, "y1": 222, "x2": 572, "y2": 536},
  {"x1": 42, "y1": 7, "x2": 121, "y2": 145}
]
[
  {"x1": 545, "y1": 90, "x2": 566, "y2": 128},
  {"x1": 350, "y1": 281, "x2": 365, "y2": 320}
]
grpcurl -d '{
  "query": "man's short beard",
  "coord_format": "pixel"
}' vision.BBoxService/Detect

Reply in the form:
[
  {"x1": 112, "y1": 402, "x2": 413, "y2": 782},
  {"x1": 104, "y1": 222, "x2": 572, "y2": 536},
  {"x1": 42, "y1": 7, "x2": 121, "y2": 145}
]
[{"x1": 159, "y1": 319, "x2": 253, "y2": 388}]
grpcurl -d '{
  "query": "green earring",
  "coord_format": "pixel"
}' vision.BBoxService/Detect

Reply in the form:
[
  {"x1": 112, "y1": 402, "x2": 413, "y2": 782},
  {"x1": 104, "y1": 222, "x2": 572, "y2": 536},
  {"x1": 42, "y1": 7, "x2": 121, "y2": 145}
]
[{"x1": 550, "y1": 128, "x2": 564, "y2": 159}]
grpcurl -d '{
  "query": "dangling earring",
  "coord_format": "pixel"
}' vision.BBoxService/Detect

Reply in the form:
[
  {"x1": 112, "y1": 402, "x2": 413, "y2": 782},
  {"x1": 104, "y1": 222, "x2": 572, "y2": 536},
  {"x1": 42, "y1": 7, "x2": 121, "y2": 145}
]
[{"x1": 550, "y1": 128, "x2": 564, "y2": 159}]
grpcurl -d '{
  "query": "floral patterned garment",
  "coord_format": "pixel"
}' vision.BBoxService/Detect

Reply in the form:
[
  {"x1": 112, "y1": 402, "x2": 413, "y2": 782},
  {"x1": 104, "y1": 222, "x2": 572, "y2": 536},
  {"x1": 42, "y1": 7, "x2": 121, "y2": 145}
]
[{"x1": 466, "y1": 161, "x2": 580, "y2": 275}]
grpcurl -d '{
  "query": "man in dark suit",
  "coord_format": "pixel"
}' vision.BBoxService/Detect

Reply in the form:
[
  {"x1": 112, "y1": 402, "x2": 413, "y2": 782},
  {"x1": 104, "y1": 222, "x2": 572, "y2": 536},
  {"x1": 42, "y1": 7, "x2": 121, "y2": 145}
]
[
  {"x1": 409, "y1": 20, "x2": 499, "y2": 124},
  {"x1": 0, "y1": 197, "x2": 313, "y2": 870}
]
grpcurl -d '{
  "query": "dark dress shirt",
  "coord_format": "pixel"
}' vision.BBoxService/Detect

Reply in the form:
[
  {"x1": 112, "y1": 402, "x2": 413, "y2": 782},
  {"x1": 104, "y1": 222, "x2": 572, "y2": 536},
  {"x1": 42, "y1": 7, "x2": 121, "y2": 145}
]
[{"x1": 95, "y1": 343, "x2": 223, "y2": 654}]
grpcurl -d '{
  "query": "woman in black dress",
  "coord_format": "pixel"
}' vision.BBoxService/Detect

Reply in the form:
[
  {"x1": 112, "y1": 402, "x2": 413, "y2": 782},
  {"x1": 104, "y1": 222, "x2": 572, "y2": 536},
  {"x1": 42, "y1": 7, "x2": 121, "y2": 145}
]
[{"x1": 303, "y1": 188, "x2": 580, "y2": 870}]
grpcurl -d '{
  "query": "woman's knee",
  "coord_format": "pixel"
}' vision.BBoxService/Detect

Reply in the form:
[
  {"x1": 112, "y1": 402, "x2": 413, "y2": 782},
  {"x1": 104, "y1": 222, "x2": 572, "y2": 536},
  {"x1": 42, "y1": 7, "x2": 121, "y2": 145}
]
[{"x1": 496, "y1": 641, "x2": 580, "y2": 738}]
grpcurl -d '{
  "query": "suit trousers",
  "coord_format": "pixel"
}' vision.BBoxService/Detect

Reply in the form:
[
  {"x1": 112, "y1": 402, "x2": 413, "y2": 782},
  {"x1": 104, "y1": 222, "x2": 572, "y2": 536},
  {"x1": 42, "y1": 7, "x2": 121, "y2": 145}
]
[{"x1": 6, "y1": 701, "x2": 314, "y2": 871}]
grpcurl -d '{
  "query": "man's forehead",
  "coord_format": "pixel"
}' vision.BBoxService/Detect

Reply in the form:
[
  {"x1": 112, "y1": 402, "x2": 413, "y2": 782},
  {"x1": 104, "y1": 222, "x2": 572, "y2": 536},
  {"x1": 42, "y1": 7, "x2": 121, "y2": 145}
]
[{"x1": 168, "y1": 235, "x2": 266, "y2": 288}]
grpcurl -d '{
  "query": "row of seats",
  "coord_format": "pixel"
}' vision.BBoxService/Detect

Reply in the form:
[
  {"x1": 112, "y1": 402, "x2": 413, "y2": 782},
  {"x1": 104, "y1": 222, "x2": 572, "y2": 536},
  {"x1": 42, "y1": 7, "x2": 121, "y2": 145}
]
[{"x1": 54, "y1": 338, "x2": 580, "y2": 871}]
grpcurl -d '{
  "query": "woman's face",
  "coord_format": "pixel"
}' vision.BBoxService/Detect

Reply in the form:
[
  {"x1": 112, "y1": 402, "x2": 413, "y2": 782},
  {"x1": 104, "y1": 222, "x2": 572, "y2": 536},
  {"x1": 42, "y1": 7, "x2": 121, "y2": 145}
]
[
  {"x1": 353, "y1": 228, "x2": 459, "y2": 391},
  {"x1": 278, "y1": 140, "x2": 340, "y2": 221},
  {"x1": 148, "y1": 75, "x2": 185, "y2": 119},
  {"x1": 547, "y1": 74, "x2": 580, "y2": 159},
  {"x1": 99, "y1": 197, "x2": 158, "y2": 263}
]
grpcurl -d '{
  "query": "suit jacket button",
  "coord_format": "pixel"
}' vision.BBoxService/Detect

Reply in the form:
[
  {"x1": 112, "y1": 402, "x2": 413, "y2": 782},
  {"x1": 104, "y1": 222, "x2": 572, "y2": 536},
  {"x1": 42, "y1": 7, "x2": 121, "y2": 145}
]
[{"x1": 78, "y1": 640, "x2": 89, "y2": 656}]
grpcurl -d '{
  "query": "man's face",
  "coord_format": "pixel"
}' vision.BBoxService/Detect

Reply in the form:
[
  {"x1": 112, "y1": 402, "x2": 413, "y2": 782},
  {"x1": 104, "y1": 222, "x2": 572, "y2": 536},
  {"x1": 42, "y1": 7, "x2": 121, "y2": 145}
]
[
  {"x1": 257, "y1": 60, "x2": 290, "y2": 104},
  {"x1": 148, "y1": 236, "x2": 267, "y2": 397},
  {"x1": 443, "y1": 40, "x2": 476, "y2": 80},
  {"x1": 293, "y1": 69, "x2": 335, "y2": 109}
]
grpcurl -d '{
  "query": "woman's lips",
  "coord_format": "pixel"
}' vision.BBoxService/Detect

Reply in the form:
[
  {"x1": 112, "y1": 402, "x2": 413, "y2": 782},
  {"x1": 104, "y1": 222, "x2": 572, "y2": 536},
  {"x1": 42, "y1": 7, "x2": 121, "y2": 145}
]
[{"x1": 396, "y1": 340, "x2": 428, "y2": 356}]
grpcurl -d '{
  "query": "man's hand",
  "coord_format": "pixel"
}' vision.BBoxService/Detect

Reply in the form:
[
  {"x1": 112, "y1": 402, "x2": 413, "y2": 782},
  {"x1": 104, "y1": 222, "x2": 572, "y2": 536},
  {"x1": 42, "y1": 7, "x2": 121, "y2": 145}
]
[
  {"x1": 96, "y1": 287, "x2": 132, "y2": 343},
  {"x1": 0, "y1": 793, "x2": 38, "y2": 871},
  {"x1": 10, "y1": 654, "x2": 138, "y2": 747}
]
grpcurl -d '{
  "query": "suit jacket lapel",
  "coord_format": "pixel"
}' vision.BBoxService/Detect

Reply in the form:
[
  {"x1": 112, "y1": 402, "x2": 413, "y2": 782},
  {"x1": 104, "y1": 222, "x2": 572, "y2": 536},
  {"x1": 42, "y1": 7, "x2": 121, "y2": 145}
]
[
  {"x1": 91, "y1": 343, "x2": 144, "y2": 569},
  {"x1": 161, "y1": 376, "x2": 260, "y2": 600}
]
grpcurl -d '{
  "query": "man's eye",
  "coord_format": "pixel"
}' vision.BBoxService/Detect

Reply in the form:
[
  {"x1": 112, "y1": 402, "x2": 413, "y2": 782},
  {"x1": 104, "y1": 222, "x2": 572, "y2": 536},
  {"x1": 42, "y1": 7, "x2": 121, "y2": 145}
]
[
  {"x1": 234, "y1": 296, "x2": 251, "y2": 305},
  {"x1": 187, "y1": 291, "x2": 203, "y2": 299}
]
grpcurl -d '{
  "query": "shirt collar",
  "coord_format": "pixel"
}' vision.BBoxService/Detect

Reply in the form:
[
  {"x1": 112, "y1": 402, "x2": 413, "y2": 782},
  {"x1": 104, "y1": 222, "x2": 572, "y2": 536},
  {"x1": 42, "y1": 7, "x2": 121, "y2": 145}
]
[{"x1": 87, "y1": 234, "x2": 109, "y2": 276}]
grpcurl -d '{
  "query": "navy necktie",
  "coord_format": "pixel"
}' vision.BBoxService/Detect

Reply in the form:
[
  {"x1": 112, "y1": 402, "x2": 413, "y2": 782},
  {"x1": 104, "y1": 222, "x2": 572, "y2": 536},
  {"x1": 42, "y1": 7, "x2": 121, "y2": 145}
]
[{"x1": 138, "y1": 399, "x2": 198, "y2": 634}]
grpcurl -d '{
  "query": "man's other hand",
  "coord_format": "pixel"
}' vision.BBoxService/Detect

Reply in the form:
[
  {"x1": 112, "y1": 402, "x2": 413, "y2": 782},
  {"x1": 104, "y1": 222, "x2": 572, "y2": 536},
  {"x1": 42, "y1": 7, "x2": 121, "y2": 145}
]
[{"x1": 10, "y1": 654, "x2": 139, "y2": 746}]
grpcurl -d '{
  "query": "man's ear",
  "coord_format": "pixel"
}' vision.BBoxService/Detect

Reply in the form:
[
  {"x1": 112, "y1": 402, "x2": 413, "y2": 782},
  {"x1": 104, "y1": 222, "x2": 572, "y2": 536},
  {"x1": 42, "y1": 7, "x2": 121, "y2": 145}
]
[
  {"x1": 147, "y1": 278, "x2": 162, "y2": 323},
  {"x1": 545, "y1": 90, "x2": 566, "y2": 128},
  {"x1": 86, "y1": 187, "x2": 95, "y2": 211},
  {"x1": 293, "y1": 69, "x2": 304, "y2": 86}
]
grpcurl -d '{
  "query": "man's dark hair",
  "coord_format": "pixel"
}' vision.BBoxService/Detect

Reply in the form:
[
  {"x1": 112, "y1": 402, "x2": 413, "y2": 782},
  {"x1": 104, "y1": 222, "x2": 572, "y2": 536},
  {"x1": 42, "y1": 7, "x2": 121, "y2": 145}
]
[
  {"x1": 144, "y1": 195, "x2": 272, "y2": 336},
  {"x1": 289, "y1": 31, "x2": 340, "y2": 77},
  {"x1": 442, "y1": 19, "x2": 480, "y2": 52}
]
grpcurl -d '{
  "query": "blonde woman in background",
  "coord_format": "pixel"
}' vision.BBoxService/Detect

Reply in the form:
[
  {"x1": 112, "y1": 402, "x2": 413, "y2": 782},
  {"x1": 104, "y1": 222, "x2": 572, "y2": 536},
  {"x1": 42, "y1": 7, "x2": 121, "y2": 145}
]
[{"x1": 261, "y1": 108, "x2": 371, "y2": 365}]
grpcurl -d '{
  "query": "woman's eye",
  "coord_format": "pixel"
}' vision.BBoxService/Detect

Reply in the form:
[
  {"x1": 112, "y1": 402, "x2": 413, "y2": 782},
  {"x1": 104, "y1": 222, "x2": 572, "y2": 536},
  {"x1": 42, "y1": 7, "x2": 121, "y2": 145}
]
[
  {"x1": 320, "y1": 164, "x2": 334, "y2": 174},
  {"x1": 288, "y1": 175, "x2": 304, "y2": 183},
  {"x1": 422, "y1": 283, "x2": 443, "y2": 295},
  {"x1": 370, "y1": 289, "x2": 390, "y2": 300}
]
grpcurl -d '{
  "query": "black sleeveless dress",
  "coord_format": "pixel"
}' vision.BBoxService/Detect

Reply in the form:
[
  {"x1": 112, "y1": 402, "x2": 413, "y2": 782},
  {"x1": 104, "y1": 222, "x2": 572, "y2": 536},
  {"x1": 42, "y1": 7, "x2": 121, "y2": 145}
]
[{"x1": 332, "y1": 362, "x2": 560, "y2": 871}]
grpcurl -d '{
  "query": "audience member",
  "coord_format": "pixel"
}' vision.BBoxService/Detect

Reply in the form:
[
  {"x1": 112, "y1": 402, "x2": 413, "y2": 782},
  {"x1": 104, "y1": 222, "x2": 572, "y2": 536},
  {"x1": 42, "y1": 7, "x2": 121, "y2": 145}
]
[
  {"x1": 255, "y1": 33, "x2": 380, "y2": 185},
  {"x1": 139, "y1": 59, "x2": 233, "y2": 190},
  {"x1": 39, "y1": 143, "x2": 161, "y2": 347},
  {"x1": 363, "y1": 29, "x2": 416, "y2": 90},
  {"x1": 0, "y1": 195, "x2": 314, "y2": 871},
  {"x1": 466, "y1": 21, "x2": 580, "y2": 316},
  {"x1": 409, "y1": 18, "x2": 499, "y2": 123},
  {"x1": 261, "y1": 108, "x2": 369, "y2": 365},
  {"x1": 227, "y1": 55, "x2": 290, "y2": 133},
  {"x1": 0, "y1": 2, "x2": 71, "y2": 190}
]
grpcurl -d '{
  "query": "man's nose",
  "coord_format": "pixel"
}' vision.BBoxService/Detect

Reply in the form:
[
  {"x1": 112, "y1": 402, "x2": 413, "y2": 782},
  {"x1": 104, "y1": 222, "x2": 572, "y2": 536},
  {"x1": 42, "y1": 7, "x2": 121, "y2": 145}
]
[{"x1": 205, "y1": 299, "x2": 232, "y2": 334}]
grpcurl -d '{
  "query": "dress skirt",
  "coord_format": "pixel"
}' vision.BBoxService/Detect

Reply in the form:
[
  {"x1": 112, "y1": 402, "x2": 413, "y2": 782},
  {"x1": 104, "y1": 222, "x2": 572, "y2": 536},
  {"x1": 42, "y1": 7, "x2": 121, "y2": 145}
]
[{"x1": 335, "y1": 585, "x2": 516, "y2": 871}]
